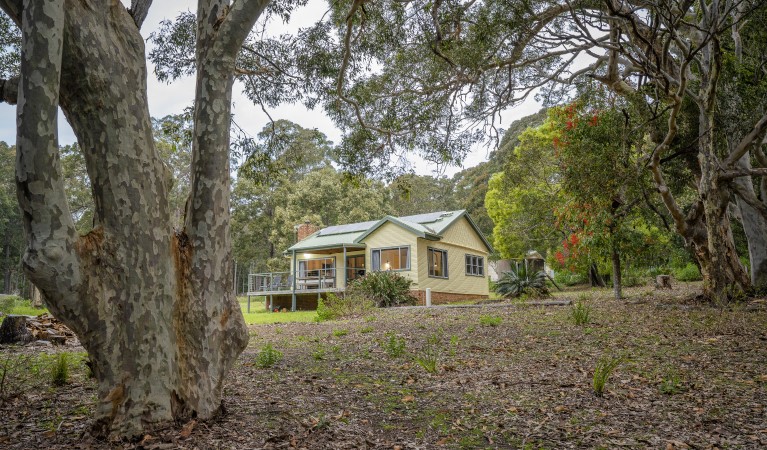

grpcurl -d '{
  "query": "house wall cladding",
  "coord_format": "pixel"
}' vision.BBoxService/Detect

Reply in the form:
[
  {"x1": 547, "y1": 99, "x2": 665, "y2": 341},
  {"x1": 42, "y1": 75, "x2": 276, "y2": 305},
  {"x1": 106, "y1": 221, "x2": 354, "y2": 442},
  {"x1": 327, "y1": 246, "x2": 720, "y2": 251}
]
[
  {"x1": 360, "y1": 222, "x2": 420, "y2": 284},
  {"x1": 417, "y1": 217, "x2": 490, "y2": 296}
]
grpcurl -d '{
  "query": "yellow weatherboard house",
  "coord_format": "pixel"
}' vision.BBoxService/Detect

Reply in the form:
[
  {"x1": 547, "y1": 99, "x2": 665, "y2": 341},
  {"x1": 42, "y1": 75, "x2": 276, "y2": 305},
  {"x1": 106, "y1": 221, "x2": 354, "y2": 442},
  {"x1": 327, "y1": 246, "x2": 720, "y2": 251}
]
[{"x1": 247, "y1": 210, "x2": 492, "y2": 310}]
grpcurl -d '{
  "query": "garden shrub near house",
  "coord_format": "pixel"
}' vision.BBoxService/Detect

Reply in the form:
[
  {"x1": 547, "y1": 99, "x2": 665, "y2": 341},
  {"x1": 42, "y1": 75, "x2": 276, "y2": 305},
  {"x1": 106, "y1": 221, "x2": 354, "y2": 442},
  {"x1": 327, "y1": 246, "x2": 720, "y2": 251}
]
[
  {"x1": 494, "y1": 267, "x2": 550, "y2": 299},
  {"x1": 315, "y1": 293, "x2": 375, "y2": 322},
  {"x1": 348, "y1": 271, "x2": 417, "y2": 308}
]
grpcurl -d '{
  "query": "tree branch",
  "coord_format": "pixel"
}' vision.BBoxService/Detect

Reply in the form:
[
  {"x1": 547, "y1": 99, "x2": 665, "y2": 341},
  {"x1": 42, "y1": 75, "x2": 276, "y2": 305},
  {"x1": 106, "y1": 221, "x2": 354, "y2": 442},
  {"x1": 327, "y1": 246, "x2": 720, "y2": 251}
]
[
  {"x1": 16, "y1": 0, "x2": 82, "y2": 322},
  {"x1": 719, "y1": 167, "x2": 767, "y2": 181},
  {"x1": 217, "y1": 0, "x2": 270, "y2": 58},
  {"x1": 0, "y1": 77, "x2": 18, "y2": 104},
  {"x1": 129, "y1": 0, "x2": 153, "y2": 29},
  {"x1": 723, "y1": 111, "x2": 767, "y2": 167},
  {"x1": 0, "y1": 0, "x2": 21, "y2": 24},
  {"x1": 732, "y1": 180, "x2": 767, "y2": 221}
]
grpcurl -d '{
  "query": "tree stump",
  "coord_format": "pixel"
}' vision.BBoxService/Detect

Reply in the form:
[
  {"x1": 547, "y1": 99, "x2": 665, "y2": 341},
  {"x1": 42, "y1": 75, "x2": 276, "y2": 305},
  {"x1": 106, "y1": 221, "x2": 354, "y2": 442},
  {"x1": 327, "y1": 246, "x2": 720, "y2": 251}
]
[
  {"x1": 0, "y1": 315, "x2": 34, "y2": 344},
  {"x1": 655, "y1": 275, "x2": 672, "y2": 290}
]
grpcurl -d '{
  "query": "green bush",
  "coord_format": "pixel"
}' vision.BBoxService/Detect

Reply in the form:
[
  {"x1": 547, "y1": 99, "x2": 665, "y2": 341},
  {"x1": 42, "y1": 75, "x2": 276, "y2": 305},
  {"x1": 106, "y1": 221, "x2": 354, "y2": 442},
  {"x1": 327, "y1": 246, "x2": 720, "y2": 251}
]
[
  {"x1": 315, "y1": 292, "x2": 375, "y2": 322},
  {"x1": 672, "y1": 263, "x2": 702, "y2": 282},
  {"x1": 494, "y1": 267, "x2": 550, "y2": 299},
  {"x1": 553, "y1": 271, "x2": 587, "y2": 286},
  {"x1": 348, "y1": 271, "x2": 417, "y2": 308},
  {"x1": 646, "y1": 266, "x2": 670, "y2": 278},
  {"x1": 0, "y1": 296, "x2": 18, "y2": 314}
]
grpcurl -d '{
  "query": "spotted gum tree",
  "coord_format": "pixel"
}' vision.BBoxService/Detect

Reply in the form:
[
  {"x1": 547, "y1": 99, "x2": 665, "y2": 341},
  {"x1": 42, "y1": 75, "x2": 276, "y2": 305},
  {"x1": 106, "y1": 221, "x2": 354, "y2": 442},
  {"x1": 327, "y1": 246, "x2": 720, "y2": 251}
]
[{"x1": 0, "y1": 0, "x2": 273, "y2": 438}]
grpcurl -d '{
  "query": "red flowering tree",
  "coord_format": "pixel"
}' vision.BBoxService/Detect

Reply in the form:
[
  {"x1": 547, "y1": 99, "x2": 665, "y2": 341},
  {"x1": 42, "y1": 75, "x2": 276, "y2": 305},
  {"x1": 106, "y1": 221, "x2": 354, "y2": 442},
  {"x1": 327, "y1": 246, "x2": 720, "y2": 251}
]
[{"x1": 548, "y1": 96, "x2": 647, "y2": 298}]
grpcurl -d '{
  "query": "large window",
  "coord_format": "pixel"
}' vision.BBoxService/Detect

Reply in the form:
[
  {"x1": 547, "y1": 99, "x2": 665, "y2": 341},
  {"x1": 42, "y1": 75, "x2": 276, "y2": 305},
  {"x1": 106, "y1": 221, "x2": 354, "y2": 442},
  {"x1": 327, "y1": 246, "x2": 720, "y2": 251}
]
[
  {"x1": 298, "y1": 257, "x2": 335, "y2": 277},
  {"x1": 465, "y1": 254, "x2": 484, "y2": 276},
  {"x1": 372, "y1": 246, "x2": 410, "y2": 271},
  {"x1": 428, "y1": 248, "x2": 449, "y2": 278}
]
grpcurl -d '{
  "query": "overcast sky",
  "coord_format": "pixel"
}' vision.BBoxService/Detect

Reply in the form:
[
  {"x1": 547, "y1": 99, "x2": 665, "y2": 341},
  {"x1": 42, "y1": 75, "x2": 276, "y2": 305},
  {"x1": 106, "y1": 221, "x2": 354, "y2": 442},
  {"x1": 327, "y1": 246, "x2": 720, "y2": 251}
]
[{"x1": 0, "y1": 0, "x2": 540, "y2": 177}]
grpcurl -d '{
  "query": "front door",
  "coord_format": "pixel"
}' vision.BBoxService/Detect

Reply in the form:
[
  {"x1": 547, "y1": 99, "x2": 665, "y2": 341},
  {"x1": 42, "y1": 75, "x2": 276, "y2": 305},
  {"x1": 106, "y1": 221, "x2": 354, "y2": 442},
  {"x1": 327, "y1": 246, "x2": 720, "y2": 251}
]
[{"x1": 346, "y1": 255, "x2": 365, "y2": 283}]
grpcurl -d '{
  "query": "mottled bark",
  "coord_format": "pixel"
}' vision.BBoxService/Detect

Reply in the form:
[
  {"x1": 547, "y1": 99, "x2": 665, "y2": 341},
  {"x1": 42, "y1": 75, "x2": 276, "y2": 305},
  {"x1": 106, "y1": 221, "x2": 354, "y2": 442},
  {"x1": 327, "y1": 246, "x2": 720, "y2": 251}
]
[
  {"x1": 697, "y1": 110, "x2": 750, "y2": 302},
  {"x1": 733, "y1": 154, "x2": 767, "y2": 290},
  {"x1": 2, "y1": 0, "x2": 264, "y2": 439}
]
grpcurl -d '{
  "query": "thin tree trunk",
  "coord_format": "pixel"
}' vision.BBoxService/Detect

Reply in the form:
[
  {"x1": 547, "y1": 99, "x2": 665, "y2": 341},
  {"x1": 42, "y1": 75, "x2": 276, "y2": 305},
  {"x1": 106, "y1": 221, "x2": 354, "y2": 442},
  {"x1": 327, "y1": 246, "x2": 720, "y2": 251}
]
[
  {"x1": 2, "y1": 228, "x2": 11, "y2": 294},
  {"x1": 611, "y1": 239, "x2": 622, "y2": 300},
  {"x1": 588, "y1": 263, "x2": 605, "y2": 287}
]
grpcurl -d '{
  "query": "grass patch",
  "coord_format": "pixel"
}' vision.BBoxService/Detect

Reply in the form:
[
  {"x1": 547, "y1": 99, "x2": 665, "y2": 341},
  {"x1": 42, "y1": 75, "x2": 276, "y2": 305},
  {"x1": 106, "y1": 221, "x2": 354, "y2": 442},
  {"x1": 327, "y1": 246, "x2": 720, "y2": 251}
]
[
  {"x1": 383, "y1": 333, "x2": 406, "y2": 358},
  {"x1": 238, "y1": 298, "x2": 316, "y2": 325},
  {"x1": 593, "y1": 356, "x2": 622, "y2": 397},
  {"x1": 479, "y1": 315, "x2": 502, "y2": 327},
  {"x1": 571, "y1": 301, "x2": 592, "y2": 326},
  {"x1": 255, "y1": 344, "x2": 283, "y2": 368}
]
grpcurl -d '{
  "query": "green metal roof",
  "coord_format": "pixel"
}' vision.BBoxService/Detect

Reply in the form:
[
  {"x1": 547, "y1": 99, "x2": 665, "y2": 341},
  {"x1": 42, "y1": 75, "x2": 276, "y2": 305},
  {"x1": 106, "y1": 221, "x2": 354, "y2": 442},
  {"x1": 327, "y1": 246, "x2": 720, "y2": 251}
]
[{"x1": 286, "y1": 209, "x2": 493, "y2": 253}]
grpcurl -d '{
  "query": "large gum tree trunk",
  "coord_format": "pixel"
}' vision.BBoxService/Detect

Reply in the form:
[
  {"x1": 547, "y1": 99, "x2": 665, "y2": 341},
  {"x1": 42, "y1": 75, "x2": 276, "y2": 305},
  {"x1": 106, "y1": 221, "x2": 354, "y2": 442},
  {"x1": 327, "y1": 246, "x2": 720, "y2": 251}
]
[
  {"x1": 733, "y1": 154, "x2": 767, "y2": 290},
  {"x1": 697, "y1": 113, "x2": 751, "y2": 302},
  {"x1": 4, "y1": 0, "x2": 266, "y2": 438}
]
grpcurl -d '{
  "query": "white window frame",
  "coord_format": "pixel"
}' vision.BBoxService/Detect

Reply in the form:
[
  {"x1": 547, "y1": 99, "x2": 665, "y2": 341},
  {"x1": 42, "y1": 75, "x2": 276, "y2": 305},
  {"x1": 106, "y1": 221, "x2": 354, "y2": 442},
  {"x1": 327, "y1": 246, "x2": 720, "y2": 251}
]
[{"x1": 428, "y1": 247, "x2": 449, "y2": 279}]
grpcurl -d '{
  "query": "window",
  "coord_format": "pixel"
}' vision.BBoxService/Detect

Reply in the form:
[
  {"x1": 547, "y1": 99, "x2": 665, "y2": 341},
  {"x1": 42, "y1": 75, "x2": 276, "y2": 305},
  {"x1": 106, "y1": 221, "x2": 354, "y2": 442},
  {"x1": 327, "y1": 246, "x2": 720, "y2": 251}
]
[
  {"x1": 465, "y1": 254, "x2": 484, "y2": 276},
  {"x1": 428, "y1": 248, "x2": 449, "y2": 278},
  {"x1": 372, "y1": 246, "x2": 410, "y2": 271},
  {"x1": 298, "y1": 257, "x2": 335, "y2": 277}
]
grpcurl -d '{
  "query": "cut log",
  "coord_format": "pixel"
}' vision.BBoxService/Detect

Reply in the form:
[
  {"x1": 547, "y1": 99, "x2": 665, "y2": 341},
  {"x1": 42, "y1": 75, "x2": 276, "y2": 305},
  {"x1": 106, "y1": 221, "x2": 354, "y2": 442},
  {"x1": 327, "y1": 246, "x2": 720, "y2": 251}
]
[
  {"x1": 655, "y1": 275, "x2": 672, "y2": 290},
  {"x1": 0, "y1": 315, "x2": 34, "y2": 344}
]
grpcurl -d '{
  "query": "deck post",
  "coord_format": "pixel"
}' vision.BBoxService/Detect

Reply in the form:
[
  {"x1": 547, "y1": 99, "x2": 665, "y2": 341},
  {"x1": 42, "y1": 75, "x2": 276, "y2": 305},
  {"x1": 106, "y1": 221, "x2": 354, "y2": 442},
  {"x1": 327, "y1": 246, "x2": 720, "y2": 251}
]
[
  {"x1": 343, "y1": 245, "x2": 347, "y2": 290},
  {"x1": 292, "y1": 250, "x2": 297, "y2": 312},
  {"x1": 247, "y1": 295, "x2": 251, "y2": 313},
  {"x1": 269, "y1": 294, "x2": 273, "y2": 312}
]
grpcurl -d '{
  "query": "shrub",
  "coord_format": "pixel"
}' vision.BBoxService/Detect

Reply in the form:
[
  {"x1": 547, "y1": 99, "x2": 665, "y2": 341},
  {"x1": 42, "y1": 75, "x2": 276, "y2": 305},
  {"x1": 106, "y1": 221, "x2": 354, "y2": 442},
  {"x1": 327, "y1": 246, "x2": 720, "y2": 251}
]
[
  {"x1": 348, "y1": 271, "x2": 417, "y2": 308},
  {"x1": 0, "y1": 296, "x2": 20, "y2": 314},
  {"x1": 553, "y1": 271, "x2": 587, "y2": 286},
  {"x1": 332, "y1": 329, "x2": 348, "y2": 337},
  {"x1": 672, "y1": 263, "x2": 702, "y2": 282},
  {"x1": 495, "y1": 267, "x2": 550, "y2": 299},
  {"x1": 51, "y1": 353, "x2": 69, "y2": 387},
  {"x1": 479, "y1": 315, "x2": 502, "y2": 327},
  {"x1": 314, "y1": 292, "x2": 374, "y2": 322},
  {"x1": 383, "y1": 332, "x2": 406, "y2": 358},
  {"x1": 571, "y1": 302, "x2": 592, "y2": 326},
  {"x1": 255, "y1": 344, "x2": 283, "y2": 368},
  {"x1": 592, "y1": 356, "x2": 622, "y2": 397}
]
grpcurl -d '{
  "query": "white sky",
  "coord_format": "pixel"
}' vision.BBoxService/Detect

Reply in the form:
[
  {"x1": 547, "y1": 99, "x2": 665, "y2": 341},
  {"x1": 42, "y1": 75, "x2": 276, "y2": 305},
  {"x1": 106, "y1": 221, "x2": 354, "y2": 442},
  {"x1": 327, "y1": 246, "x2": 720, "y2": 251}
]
[{"x1": 0, "y1": 0, "x2": 541, "y2": 177}]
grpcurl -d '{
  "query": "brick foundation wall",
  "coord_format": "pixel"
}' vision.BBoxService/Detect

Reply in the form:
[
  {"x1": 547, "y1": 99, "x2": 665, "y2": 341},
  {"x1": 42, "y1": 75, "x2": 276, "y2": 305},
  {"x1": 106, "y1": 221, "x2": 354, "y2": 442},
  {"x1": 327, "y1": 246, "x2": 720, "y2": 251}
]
[{"x1": 409, "y1": 290, "x2": 488, "y2": 305}]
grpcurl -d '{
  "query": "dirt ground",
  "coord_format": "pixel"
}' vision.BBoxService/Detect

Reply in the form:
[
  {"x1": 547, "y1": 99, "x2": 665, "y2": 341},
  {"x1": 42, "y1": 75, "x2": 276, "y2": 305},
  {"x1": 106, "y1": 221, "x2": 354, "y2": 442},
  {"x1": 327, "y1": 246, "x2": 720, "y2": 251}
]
[{"x1": 1, "y1": 283, "x2": 767, "y2": 449}]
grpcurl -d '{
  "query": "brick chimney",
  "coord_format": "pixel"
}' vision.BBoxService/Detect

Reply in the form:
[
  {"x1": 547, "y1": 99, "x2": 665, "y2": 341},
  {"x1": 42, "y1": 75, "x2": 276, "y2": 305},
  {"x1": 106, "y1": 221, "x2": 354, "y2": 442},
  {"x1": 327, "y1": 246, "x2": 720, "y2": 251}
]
[{"x1": 296, "y1": 221, "x2": 320, "y2": 241}]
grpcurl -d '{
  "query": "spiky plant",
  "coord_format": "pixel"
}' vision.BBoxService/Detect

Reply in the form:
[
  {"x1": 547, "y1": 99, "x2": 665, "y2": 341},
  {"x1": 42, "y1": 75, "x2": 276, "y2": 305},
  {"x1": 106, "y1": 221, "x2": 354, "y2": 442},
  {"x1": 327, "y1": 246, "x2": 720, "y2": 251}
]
[{"x1": 494, "y1": 267, "x2": 550, "y2": 299}]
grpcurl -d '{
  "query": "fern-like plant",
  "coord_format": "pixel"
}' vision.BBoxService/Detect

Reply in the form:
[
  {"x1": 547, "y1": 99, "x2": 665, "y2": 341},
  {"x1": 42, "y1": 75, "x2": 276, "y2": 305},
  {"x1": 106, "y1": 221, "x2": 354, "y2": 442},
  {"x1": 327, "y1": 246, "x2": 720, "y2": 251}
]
[{"x1": 494, "y1": 267, "x2": 550, "y2": 299}]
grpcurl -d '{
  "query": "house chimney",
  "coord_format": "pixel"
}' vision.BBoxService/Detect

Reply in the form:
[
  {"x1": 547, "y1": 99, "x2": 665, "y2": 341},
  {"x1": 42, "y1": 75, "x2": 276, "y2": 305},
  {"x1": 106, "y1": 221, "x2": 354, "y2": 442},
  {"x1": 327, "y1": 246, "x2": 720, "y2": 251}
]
[{"x1": 296, "y1": 221, "x2": 320, "y2": 241}]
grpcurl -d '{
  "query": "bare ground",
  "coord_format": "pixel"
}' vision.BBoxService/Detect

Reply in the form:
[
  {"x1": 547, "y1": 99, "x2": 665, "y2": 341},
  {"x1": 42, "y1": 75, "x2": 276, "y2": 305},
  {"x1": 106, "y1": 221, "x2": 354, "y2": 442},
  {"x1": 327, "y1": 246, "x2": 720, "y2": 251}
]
[{"x1": 1, "y1": 283, "x2": 767, "y2": 449}]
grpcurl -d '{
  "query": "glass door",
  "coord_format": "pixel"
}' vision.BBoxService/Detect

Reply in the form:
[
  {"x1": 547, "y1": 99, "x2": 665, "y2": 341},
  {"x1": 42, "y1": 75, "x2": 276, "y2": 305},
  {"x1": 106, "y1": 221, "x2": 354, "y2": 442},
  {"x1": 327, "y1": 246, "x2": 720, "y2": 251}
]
[{"x1": 346, "y1": 255, "x2": 365, "y2": 283}]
